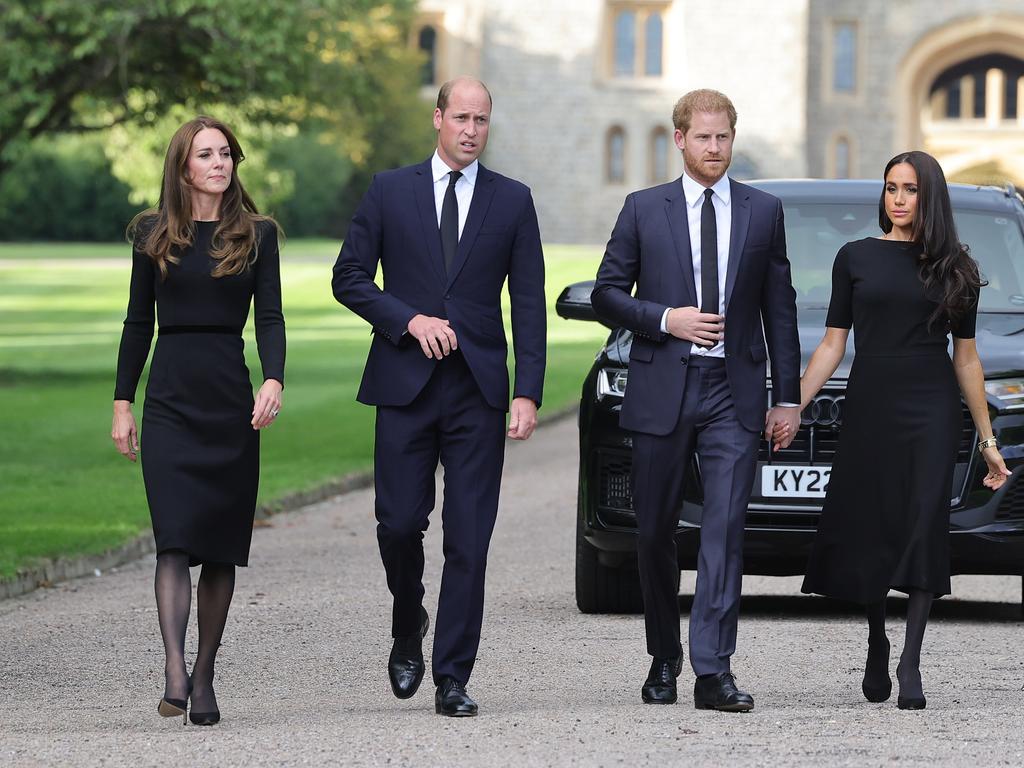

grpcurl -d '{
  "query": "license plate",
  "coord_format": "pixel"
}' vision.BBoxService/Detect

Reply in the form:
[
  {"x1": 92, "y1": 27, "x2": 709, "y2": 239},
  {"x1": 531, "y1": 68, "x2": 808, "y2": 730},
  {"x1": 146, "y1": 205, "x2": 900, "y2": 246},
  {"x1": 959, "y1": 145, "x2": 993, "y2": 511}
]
[{"x1": 761, "y1": 465, "x2": 831, "y2": 498}]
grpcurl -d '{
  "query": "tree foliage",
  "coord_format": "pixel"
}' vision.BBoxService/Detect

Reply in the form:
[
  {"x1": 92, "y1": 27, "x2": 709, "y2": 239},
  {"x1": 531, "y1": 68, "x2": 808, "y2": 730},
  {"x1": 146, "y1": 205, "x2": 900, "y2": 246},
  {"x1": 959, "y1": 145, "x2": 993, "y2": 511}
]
[{"x1": 0, "y1": 0, "x2": 433, "y2": 191}]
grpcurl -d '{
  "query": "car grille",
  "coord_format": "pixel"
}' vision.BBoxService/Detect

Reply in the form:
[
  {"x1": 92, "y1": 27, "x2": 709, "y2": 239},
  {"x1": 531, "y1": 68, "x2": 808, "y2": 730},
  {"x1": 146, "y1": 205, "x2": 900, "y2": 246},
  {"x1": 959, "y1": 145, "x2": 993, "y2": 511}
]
[
  {"x1": 760, "y1": 392, "x2": 975, "y2": 463},
  {"x1": 995, "y1": 476, "x2": 1024, "y2": 521},
  {"x1": 598, "y1": 452, "x2": 633, "y2": 511}
]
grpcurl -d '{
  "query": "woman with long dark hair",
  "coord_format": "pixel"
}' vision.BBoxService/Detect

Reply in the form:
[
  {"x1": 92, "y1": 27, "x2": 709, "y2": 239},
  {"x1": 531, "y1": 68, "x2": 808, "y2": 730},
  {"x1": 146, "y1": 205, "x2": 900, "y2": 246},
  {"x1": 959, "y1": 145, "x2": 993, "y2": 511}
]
[
  {"x1": 785, "y1": 150, "x2": 1009, "y2": 709},
  {"x1": 111, "y1": 116, "x2": 285, "y2": 725}
]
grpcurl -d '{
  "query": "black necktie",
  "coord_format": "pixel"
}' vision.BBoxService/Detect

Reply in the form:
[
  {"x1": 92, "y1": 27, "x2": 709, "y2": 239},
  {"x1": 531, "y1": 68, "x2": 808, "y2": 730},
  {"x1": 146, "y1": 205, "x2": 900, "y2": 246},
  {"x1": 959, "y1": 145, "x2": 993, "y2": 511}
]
[
  {"x1": 700, "y1": 188, "x2": 719, "y2": 318},
  {"x1": 440, "y1": 170, "x2": 462, "y2": 274}
]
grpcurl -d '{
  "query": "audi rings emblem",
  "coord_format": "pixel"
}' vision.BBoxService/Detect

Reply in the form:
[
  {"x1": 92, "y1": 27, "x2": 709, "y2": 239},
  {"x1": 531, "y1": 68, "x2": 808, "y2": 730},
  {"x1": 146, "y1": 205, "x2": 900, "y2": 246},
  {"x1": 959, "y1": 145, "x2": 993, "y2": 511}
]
[{"x1": 801, "y1": 394, "x2": 845, "y2": 427}]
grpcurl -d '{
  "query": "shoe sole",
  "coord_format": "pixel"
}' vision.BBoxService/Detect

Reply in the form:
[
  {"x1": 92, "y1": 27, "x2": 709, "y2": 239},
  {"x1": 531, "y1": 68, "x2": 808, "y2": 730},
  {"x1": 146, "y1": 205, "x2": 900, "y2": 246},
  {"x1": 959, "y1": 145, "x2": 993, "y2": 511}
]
[
  {"x1": 695, "y1": 701, "x2": 754, "y2": 712},
  {"x1": 641, "y1": 695, "x2": 677, "y2": 704},
  {"x1": 435, "y1": 704, "x2": 478, "y2": 717}
]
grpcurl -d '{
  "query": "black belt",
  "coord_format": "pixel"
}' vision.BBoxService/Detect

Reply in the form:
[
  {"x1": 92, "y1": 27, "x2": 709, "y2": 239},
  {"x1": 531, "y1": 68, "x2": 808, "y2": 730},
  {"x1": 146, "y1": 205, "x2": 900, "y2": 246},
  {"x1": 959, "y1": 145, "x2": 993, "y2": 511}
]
[
  {"x1": 158, "y1": 325, "x2": 241, "y2": 336},
  {"x1": 687, "y1": 355, "x2": 726, "y2": 368}
]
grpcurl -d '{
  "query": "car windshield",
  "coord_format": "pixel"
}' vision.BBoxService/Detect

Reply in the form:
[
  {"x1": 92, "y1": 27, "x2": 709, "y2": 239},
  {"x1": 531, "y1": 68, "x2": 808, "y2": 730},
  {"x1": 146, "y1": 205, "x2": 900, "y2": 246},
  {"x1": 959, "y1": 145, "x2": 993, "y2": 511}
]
[{"x1": 785, "y1": 203, "x2": 1024, "y2": 313}]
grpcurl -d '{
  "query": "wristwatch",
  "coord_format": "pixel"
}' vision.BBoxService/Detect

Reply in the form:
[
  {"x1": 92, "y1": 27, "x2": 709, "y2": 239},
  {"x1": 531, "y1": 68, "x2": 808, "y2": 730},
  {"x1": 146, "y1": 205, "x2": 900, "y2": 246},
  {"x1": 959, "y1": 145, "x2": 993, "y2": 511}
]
[{"x1": 977, "y1": 436, "x2": 998, "y2": 453}]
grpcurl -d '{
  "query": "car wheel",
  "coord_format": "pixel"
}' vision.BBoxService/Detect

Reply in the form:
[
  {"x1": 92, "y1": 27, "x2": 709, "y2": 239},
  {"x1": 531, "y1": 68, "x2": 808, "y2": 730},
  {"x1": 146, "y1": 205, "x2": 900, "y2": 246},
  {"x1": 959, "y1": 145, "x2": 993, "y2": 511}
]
[{"x1": 575, "y1": 512, "x2": 644, "y2": 614}]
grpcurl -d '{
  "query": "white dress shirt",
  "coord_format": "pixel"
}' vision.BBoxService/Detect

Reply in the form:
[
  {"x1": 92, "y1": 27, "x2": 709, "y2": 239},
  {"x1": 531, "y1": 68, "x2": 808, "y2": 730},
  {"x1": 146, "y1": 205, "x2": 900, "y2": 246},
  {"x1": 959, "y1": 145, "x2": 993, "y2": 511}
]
[
  {"x1": 431, "y1": 150, "x2": 478, "y2": 238},
  {"x1": 661, "y1": 172, "x2": 732, "y2": 358}
]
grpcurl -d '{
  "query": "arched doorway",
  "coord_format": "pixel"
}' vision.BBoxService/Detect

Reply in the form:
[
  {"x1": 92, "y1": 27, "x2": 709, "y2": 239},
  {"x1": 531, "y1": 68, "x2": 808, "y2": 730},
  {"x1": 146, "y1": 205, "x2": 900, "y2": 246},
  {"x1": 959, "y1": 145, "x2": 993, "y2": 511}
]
[{"x1": 896, "y1": 15, "x2": 1024, "y2": 187}]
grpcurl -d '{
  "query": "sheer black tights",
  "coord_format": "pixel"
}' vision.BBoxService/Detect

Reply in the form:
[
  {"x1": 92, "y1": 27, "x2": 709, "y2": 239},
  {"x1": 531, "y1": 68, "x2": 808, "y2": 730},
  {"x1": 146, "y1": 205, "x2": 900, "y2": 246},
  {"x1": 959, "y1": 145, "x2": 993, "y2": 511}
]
[
  {"x1": 862, "y1": 591, "x2": 933, "y2": 701},
  {"x1": 154, "y1": 551, "x2": 236, "y2": 712}
]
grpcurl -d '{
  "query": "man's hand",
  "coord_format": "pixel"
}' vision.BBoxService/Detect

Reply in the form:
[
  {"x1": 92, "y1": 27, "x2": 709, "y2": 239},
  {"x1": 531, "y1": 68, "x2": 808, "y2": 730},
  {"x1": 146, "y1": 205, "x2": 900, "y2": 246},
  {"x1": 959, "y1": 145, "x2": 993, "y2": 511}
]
[
  {"x1": 765, "y1": 405, "x2": 800, "y2": 451},
  {"x1": 407, "y1": 314, "x2": 458, "y2": 359},
  {"x1": 665, "y1": 306, "x2": 724, "y2": 346},
  {"x1": 507, "y1": 397, "x2": 538, "y2": 441}
]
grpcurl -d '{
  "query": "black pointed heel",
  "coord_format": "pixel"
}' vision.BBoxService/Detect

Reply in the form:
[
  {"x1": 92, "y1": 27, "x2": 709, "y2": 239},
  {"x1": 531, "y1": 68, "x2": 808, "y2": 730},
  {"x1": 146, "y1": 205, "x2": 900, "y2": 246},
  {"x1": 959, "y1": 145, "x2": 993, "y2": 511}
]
[{"x1": 157, "y1": 680, "x2": 192, "y2": 725}]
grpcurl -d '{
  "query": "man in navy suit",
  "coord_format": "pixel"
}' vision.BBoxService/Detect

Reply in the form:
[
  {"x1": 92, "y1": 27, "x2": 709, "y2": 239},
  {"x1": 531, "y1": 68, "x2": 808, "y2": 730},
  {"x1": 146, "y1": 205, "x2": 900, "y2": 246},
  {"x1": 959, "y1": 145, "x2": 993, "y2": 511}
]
[
  {"x1": 592, "y1": 89, "x2": 800, "y2": 711},
  {"x1": 333, "y1": 77, "x2": 546, "y2": 717}
]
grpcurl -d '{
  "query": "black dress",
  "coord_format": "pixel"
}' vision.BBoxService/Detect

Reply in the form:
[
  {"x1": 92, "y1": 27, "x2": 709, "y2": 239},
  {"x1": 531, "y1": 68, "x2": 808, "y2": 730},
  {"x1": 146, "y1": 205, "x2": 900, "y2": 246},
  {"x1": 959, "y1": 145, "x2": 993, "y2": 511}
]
[
  {"x1": 801, "y1": 237, "x2": 977, "y2": 603},
  {"x1": 114, "y1": 219, "x2": 285, "y2": 566}
]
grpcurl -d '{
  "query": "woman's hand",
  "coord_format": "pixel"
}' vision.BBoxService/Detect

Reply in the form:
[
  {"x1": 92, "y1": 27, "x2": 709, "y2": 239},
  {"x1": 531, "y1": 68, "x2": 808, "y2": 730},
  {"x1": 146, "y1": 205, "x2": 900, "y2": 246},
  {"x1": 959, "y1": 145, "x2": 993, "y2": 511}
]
[
  {"x1": 981, "y1": 446, "x2": 1012, "y2": 490},
  {"x1": 252, "y1": 378, "x2": 283, "y2": 430},
  {"x1": 112, "y1": 400, "x2": 139, "y2": 462}
]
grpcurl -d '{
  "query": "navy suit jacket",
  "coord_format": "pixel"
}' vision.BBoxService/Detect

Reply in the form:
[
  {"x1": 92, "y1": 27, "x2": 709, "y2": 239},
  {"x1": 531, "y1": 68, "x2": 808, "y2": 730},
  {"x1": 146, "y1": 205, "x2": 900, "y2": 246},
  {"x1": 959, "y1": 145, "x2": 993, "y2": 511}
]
[
  {"x1": 592, "y1": 177, "x2": 800, "y2": 435},
  {"x1": 332, "y1": 158, "x2": 546, "y2": 412}
]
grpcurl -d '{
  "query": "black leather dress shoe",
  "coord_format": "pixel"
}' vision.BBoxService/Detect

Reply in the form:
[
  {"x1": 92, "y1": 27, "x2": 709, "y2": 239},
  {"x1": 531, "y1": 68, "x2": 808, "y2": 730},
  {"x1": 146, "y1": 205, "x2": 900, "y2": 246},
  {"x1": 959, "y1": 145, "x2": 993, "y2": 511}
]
[
  {"x1": 693, "y1": 672, "x2": 754, "y2": 712},
  {"x1": 435, "y1": 677, "x2": 478, "y2": 717},
  {"x1": 388, "y1": 607, "x2": 429, "y2": 699},
  {"x1": 641, "y1": 656, "x2": 683, "y2": 704}
]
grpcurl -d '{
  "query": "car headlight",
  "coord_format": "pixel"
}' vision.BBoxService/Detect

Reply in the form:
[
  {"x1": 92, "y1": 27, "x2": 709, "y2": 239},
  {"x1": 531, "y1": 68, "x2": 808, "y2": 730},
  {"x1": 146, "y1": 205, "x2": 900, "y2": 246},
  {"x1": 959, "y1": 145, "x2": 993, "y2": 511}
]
[
  {"x1": 597, "y1": 368, "x2": 628, "y2": 400},
  {"x1": 984, "y1": 378, "x2": 1024, "y2": 411}
]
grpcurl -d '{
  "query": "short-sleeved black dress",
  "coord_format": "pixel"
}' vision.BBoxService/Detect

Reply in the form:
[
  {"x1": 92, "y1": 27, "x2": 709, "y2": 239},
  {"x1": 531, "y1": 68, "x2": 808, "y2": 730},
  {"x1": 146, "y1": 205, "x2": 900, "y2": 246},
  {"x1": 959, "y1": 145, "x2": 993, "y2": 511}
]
[
  {"x1": 801, "y1": 237, "x2": 977, "y2": 603},
  {"x1": 114, "y1": 219, "x2": 285, "y2": 566}
]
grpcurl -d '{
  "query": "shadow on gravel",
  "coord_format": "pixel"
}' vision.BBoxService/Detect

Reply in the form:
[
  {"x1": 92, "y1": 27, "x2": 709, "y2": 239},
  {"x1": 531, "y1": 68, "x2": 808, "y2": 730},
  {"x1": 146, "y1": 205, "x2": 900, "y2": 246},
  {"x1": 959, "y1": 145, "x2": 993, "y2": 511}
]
[{"x1": 675, "y1": 593, "x2": 1024, "y2": 623}]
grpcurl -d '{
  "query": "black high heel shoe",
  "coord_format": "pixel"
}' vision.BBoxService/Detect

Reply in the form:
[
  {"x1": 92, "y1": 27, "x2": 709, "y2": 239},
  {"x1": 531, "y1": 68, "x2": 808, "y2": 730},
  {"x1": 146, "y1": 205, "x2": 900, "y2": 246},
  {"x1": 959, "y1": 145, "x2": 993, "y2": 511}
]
[
  {"x1": 188, "y1": 677, "x2": 220, "y2": 726},
  {"x1": 895, "y1": 661, "x2": 926, "y2": 710},
  {"x1": 158, "y1": 681, "x2": 193, "y2": 725},
  {"x1": 862, "y1": 638, "x2": 892, "y2": 703}
]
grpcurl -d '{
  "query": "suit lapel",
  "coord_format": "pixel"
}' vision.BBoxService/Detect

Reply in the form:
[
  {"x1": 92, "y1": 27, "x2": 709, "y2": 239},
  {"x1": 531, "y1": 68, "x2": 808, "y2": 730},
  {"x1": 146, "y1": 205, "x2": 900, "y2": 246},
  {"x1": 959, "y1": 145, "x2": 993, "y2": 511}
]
[
  {"x1": 725, "y1": 179, "x2": 751, "y2": 311},
  {"x1": 446, "y1": 164, "x2": 496, "y2": 289},
  {"x1": 413, "y1": 159, "x2": 447, "y2": 284},
  {"x1": 664, "y1": 181, "x2": 698, "y2": 307}
]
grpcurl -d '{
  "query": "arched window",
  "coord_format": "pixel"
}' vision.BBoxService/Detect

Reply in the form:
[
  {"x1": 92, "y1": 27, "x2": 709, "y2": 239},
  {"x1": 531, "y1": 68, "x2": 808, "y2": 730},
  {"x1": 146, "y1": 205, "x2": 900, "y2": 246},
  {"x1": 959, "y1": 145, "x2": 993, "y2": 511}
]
[
  {"x1": 930, "y1": 54, "x2": 1024, "y2": 122},
  {"x1": 649, "y1": 127, "x2": 669, "y2": 183},
  {"x1": 607, "y1": 127, "x2": 626, "y2": 184},
  {"x1": 613, "y1": 11, "x2": 636, "y2": 77},
  {"x1": 644, "y1": 13, "x2": 663, "y2": 76},
  {"x1": 418, "y1": 25, "x2": 437, "y2": 86},
  {"x1": 834, "y1": 136, "x2": 851, "y2": 179},
  {"x1": 832, "y1": 22, "x2": 857, "y2": 93}
]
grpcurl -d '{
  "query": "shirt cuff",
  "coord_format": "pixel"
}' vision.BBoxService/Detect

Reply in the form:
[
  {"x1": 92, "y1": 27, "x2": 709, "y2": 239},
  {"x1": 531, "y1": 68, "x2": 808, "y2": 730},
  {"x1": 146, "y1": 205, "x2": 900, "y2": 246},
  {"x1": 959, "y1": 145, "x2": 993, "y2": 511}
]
[
  {"x1": 660, "y1": 308, "x2": 670, "y2": 333},
  {"x1": 775, "y1": 402, "x2": 800, "y2": 407}
]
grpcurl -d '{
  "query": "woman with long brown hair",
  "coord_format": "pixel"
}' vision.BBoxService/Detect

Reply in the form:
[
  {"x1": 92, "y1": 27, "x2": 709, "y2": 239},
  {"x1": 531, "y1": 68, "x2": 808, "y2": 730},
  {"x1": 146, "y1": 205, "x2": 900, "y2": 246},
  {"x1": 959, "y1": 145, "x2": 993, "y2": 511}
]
[
  {"x1": 785, "y1": 151, "x2": 1009, "y2": 710},
  {"x1": 111, "y1": 116, "x2": 285, "y2": 725}
]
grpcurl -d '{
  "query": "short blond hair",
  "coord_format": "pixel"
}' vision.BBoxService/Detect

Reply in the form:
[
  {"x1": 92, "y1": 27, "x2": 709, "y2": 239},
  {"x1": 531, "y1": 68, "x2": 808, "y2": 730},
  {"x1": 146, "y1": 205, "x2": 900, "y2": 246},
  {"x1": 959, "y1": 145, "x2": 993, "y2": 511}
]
[{"x1": 672, "y1": 89, "x2": 737, "y2": 134}]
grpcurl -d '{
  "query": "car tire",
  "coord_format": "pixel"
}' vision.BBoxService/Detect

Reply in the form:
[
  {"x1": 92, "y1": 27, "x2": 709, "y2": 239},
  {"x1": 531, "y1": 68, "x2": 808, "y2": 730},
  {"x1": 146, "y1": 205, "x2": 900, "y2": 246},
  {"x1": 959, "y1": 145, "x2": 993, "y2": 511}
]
[{"x1": 575, "y1": 512, "x2": 644, "y2": 614}]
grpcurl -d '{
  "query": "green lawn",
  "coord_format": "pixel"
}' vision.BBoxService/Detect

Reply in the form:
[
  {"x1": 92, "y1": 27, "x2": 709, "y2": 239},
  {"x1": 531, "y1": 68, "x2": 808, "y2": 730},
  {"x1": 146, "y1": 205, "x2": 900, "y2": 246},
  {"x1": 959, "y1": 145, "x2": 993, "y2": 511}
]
[{"x1": 0, "y1": 241, "x2": 608, "y2": 579}]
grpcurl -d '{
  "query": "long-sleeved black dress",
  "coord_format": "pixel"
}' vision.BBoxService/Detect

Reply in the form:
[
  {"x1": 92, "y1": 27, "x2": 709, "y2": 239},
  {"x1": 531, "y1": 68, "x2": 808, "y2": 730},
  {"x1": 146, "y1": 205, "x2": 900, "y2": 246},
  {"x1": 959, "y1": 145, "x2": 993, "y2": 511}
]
[
  {"x1": 114, "y1": 219, "x2": 285, "y2": 566},
  {"x1": 801, "y1": 237, "x2": 976, "y2": 602}
]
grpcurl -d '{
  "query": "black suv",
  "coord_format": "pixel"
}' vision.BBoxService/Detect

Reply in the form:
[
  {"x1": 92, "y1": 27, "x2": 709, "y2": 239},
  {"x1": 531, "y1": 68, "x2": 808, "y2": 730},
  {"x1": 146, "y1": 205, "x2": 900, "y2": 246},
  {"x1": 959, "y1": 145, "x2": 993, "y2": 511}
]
[{"x1": 558, "y1": 179, "x2": 1024, "y2": 614}]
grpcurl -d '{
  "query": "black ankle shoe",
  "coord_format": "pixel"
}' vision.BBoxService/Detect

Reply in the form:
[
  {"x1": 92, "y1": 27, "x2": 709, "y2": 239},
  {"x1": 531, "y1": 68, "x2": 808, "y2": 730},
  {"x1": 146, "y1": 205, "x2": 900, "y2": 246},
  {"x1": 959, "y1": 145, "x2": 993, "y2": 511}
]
[
  {"x1": 693, "y1": 672, "x2": 754, "y2": 712},
  {"x1": 435, "y1": 677, "x2": 478, "y2": 717},
  {"x1": 189, "y1": 708, "x2": 221, "y2": 726},
  {"x1": 641, "y1": 656, "x2": 683, "y2": 704},
  {"x1": 895, "y1": 661, "x2": 926, "y2": 710},
  {"x1": 388, "y1": 607, "x2": 429, "y2": 699},
  {"x1": 862, "y1": 638, "x2": 892, "y2": 703}
]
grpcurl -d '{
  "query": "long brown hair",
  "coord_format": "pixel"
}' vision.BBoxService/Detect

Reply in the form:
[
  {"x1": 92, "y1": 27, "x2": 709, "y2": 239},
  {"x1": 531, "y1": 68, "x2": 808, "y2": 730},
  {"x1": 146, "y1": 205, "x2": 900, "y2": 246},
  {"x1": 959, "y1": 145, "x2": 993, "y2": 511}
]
[
  {"x1": 877, "y1": 150, "x2": 985, "y2": 328},
  {"x1": 128, "y1": 116, "x2": 274, "y2": 278}
]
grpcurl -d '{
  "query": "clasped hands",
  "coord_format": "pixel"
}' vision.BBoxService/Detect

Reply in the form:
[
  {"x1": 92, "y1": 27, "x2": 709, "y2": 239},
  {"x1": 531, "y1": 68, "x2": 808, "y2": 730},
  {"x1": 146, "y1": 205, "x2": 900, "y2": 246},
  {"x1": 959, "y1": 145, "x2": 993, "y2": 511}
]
[{"x1": 407, "y1": 313, "x2": 536, "y2": 441}]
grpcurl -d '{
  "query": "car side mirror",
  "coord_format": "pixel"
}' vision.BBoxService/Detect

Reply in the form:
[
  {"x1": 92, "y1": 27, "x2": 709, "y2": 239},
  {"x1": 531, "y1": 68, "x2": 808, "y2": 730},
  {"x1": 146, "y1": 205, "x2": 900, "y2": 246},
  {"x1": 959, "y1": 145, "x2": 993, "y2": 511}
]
[{"x1": 556, "y1": 280, "x2": 601, "y2": 323}]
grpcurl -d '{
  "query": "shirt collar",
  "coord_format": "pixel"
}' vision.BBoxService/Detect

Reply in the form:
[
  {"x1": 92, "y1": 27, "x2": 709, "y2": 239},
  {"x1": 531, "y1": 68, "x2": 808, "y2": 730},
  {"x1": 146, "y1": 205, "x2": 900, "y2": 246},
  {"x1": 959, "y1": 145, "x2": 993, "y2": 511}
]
[
  {"x1": 682, "y1": 171, "x2": 731, "y2": 209},
  {"x1": 432, "y1": 150, "x2": 479, "y2": 186}
]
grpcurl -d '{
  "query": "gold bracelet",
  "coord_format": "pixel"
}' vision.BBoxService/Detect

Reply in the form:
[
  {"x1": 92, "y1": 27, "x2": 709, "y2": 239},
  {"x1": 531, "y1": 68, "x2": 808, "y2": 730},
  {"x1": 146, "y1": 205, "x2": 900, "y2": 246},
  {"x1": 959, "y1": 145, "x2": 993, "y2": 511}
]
[{"x1": 977, "y1": 436, "x2": 998, "y2": 453}]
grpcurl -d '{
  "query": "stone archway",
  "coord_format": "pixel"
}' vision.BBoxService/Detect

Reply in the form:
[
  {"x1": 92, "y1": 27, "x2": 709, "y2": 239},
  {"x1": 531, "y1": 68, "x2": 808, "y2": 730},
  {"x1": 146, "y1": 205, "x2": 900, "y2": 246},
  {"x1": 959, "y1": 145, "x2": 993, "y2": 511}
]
[{"x1": 896, "y1": 14, "x2": 1024, "y2": 186}]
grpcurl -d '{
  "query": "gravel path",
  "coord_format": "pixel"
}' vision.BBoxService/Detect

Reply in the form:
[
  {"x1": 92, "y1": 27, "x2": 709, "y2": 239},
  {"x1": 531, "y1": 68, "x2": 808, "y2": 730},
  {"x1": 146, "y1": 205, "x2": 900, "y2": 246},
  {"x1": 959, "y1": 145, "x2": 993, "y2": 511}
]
[{"x1": 2, "y1": 417, "x2": 1022, "y2": 767}]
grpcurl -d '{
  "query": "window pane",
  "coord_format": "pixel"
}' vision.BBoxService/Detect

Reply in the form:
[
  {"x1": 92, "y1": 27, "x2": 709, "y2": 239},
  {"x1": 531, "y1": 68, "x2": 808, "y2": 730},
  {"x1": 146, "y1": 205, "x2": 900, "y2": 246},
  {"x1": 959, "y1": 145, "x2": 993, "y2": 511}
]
[
  {"x1": 418, "y1": 26, "x2": 437, "y2": 86},
  {"x1": 614, "y1": 11, "x2": 636, "y2": 76},
  {"x1": 832, "y1": 23, "x2": 856, "y2": 93},
  {"x1": 608, "y1": 130, "x2": 625, "y2": 183},
  {"x1": 834, "y1": 138, "x2": 850, "y2": 179},
  {"x1": 946, "y1": 81, "x2": 961, "y2": 118},
  {"x1": 1006, "y1": 73, "x2": 1018, "y2": 120},
  {"x1": 974, "y1": 72, "x2": 986, "y2": 118},
  {"x1": 651, "y1": 130, "x2": 668, "y2": 182},
  {"x1": 644, "y1": 13, "x2": 663, "y2": 76}
]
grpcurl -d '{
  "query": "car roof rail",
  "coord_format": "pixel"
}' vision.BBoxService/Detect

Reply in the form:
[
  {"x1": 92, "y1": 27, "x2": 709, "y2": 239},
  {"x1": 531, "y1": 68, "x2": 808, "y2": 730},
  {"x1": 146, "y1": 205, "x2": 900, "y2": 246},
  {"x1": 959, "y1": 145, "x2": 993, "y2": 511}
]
[{"x1": 1005, "y1": 183, "x2": 1023, "y2": 203}]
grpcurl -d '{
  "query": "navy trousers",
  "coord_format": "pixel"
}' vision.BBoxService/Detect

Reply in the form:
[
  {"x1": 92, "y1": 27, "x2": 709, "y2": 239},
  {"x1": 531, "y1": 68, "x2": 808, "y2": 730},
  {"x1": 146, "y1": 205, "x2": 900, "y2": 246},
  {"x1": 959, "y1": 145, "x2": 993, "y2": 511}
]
[
  {"x1": 374, "y1": 351, "x2": 506, "y2": 686},
  {"x1": 631, "y1": 357, "x2": 759, "y2": 676}
]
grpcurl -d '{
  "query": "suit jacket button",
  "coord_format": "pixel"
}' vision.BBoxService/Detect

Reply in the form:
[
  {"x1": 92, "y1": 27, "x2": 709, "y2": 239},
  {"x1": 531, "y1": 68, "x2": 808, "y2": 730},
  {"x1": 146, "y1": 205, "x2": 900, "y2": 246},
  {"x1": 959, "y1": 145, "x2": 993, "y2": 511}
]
[
  {"x1": 680, "y1": 357, "x2": 687, "y2": 364},
  {"x1": 444, "y1": 294, "x2": 452, "y2": 300}
]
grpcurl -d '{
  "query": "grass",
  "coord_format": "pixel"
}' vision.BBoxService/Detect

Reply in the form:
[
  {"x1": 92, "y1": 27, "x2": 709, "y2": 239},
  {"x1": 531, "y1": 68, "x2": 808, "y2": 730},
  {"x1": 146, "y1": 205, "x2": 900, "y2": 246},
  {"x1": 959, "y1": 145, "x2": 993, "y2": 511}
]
[{"x1": 0, "y1": 241, "x2": 608, "y2": 579}]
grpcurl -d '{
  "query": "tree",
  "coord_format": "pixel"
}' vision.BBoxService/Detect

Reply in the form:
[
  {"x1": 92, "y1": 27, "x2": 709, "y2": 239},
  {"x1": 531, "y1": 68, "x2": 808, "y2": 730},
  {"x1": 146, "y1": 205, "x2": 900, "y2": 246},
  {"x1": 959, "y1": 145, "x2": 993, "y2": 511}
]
[{"x1": 0, "y1": 0, "x2": 427, "y2": 178}]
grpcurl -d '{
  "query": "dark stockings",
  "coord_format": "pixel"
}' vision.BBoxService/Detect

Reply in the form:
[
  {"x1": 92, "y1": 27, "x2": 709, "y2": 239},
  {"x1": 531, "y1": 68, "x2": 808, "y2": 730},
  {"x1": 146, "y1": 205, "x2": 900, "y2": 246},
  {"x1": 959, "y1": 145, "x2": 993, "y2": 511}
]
[
  {"x1": 190, "y1": 562, "x2": 236, "y2": 713},
  {"x1": 862, "y1": 598, "x2": 891, "y2": 697},
  {"x1": 154, "y1": 551, "x2": 192, "y2": 702},
  {"x1": 896, "y1": 589, "x2": 933, "y2": 701}
]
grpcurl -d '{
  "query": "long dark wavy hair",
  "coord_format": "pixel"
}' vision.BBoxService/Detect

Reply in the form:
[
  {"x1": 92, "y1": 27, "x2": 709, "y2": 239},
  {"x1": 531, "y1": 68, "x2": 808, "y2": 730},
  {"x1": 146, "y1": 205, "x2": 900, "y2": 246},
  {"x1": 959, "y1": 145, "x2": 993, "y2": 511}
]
[
  {"x1": 878, "y1": 150, "x2": 985, "y2": 329},
  {"x1": 127, "y1": 116, "x2": 275, "y2": 279}
]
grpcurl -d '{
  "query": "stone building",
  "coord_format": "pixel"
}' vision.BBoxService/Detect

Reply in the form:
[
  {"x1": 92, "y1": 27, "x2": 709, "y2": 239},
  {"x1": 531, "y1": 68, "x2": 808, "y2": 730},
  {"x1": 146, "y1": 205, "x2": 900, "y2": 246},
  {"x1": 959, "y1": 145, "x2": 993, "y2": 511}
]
[{"x1": 412, "y1": 0, "x2": 1024, "y2": 243}]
